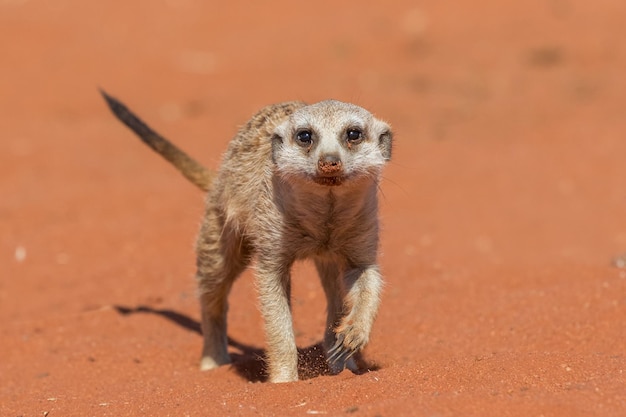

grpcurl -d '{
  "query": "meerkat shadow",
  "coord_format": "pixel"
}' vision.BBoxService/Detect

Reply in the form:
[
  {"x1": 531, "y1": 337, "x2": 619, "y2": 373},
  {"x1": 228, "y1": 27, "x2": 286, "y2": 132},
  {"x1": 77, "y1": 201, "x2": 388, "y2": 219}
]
[{"x1": 114, "y1": 305, "x2": 380, "y2": 382}]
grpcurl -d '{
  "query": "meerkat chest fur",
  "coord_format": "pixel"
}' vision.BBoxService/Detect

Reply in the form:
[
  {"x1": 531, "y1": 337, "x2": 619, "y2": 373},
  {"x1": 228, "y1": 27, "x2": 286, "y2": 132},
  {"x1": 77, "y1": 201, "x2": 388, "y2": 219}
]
[{"x1": 274, "y1": 180, "x2": 380, "y2": 260}]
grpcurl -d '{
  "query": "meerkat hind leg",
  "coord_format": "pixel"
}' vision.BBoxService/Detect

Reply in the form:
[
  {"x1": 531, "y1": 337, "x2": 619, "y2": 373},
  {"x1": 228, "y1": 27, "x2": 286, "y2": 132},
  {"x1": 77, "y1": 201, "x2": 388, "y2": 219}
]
[{"x1": 196, "y1": 216, "x2": 249, "y2": 371}]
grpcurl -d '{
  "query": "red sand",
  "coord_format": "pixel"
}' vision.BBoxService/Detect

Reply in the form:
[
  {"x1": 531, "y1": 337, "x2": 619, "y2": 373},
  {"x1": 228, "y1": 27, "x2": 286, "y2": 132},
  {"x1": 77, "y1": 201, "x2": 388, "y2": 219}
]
[{"x1": 2, "y1": 1, "x2": 625, "y2": 415}]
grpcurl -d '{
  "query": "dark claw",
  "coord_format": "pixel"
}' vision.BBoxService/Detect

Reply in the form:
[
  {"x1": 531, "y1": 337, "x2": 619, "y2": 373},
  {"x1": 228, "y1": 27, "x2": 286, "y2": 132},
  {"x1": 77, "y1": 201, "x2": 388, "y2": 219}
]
[
  {"x1": 328, "y1": 349, "x2": 350, "y2": 367},
  {"x1": 327, "y1": 334, "x2": 358, "y2": 366},
  {"x1": 344, "y1": 348, "x2": 357, "y2": 361},
  {"x1": 327, "y1": 334, "x2": 345, "y2": 364}
]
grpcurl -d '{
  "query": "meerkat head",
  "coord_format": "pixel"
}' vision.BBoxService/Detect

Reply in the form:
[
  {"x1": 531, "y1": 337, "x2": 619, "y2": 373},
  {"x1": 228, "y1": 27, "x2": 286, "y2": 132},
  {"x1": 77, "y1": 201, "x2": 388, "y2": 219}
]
[{"x1": 271, "y1": 100, "x2": 392, "y2": 188}]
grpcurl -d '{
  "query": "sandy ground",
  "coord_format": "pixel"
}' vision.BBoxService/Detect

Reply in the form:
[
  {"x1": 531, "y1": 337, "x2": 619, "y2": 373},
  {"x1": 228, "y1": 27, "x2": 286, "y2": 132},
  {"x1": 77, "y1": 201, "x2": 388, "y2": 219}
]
[{"x1": 2, "y1": 1, "x2": 626, "y2": 416}]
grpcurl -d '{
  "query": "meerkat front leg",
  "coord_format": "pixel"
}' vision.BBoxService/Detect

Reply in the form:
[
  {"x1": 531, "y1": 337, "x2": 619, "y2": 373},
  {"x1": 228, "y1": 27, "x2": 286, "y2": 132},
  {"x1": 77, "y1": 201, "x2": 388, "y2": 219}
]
[
  {"x1": 327, "y1": 266, "x2": 383, "y2": 367},
  {"x1": 255, "y1": 258, "x2": 299, "y2": 383},
  {"x1": 314, "y1": 259, "x2": 358, "y2": 373}
]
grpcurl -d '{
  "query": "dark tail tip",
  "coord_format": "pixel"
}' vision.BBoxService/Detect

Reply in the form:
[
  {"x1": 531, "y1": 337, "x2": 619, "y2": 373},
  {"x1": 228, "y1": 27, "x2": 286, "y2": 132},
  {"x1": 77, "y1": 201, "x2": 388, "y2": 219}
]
[
  {"x1": 100, "y1": 88, "x2": 129, "y2": 118},
  {"x1": 98, "y1": 88, "x2": 213, "y2": 192},
  {"x1": 98, "y1": 88, "x2": 156, "y2": 143}
]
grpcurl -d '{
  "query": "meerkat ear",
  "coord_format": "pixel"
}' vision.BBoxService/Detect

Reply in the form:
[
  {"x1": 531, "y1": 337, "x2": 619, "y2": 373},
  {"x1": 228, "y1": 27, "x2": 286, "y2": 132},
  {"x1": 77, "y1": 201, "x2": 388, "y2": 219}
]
[
  {"x1": 272, "y1": 120, "x2": 291, "y2": 164},
  {"x1": 375, "y1": 120, "x2": 393, "y2": 161},
  {"x1": 271, "y1": 133, "x2": 284, "y2": 164},
  {"x1": 272, "y1": 121, "x2": 291, "y2": 163}
]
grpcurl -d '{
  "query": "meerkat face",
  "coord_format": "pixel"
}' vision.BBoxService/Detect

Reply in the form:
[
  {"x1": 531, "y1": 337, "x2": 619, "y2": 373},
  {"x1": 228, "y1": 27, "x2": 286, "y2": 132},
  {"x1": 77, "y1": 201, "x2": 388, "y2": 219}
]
[{"x1": 271, "y1": 100, "x2": 392, "y2": 187}]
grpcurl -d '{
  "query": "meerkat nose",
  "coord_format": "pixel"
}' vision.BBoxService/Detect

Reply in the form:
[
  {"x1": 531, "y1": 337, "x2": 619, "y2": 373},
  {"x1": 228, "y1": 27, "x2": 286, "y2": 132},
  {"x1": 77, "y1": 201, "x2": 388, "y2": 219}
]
[{"x1": 318, "y1": 154, "x2": 343, "y2": 175}]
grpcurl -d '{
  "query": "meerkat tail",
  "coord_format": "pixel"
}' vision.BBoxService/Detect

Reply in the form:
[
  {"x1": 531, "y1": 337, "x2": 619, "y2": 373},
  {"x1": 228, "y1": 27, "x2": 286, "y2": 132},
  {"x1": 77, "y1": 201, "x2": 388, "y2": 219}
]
[{"x1": 100, "y1": 89, "x2": 213, "y2": 192}]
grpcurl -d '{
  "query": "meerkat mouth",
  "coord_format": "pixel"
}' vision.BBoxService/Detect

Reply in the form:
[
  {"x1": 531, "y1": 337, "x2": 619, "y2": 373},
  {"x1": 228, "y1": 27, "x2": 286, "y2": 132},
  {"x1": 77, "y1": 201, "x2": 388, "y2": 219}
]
[{"x1": 313, "y1": 175, "x2": 344, "y2": 186}]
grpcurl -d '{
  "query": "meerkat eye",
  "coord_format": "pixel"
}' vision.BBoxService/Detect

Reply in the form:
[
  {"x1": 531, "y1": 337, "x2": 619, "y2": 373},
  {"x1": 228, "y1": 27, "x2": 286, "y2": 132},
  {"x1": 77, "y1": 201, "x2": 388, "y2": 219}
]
[
  {"x1": 295, "y1": 130, "x2": 313, "y2": 147},
  {"x1": 346, "y1": 128, "x2": 363, "y2": 144}
]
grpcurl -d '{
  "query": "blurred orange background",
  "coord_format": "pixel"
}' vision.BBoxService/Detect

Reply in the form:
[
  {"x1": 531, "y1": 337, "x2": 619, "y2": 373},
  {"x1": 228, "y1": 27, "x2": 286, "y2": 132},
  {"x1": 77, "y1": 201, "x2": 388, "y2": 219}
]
[{"x1": 2, "y1": 1, "x2": 625, "y2": 415}]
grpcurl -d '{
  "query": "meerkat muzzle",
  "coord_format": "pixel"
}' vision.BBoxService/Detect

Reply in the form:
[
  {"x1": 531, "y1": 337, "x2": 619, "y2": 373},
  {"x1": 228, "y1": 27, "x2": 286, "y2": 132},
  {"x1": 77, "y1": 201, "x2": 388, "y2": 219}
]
[{"x1": 317, "y1": 154, "x2": 343, "y2": 176}]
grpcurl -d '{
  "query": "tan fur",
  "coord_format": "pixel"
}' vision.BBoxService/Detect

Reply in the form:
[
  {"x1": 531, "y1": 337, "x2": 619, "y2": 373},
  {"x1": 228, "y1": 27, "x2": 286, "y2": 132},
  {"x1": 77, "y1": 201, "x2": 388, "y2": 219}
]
[{"x1": 102, "y1": 92, "x2": 393, "y2": 383}]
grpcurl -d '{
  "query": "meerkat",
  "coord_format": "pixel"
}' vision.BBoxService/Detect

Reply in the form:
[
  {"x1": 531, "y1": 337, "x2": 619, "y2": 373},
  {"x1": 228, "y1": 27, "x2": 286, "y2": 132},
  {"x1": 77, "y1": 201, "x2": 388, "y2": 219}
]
[{"x1": 101, "y1": 91, "x2": 393, "y2": 383}]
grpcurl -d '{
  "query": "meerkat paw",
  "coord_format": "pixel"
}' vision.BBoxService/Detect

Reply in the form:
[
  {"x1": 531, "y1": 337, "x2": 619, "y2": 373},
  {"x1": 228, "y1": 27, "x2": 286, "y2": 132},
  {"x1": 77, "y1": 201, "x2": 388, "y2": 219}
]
[
  {"x1": 327, "y1": 352, "x2": 358, "y2": 374},
  {"x1": 326, "y1": 323, "x2": 369, "y2": 370},
  {"x1": 199, "y1": 354, "x2": 231, "y2": 371},
  {"x1": 268, "y1": 370, "x2": 299, "y2": 383},
  {"x1": 266, "y1": 353, "x2": 299, "y2": 383}
]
